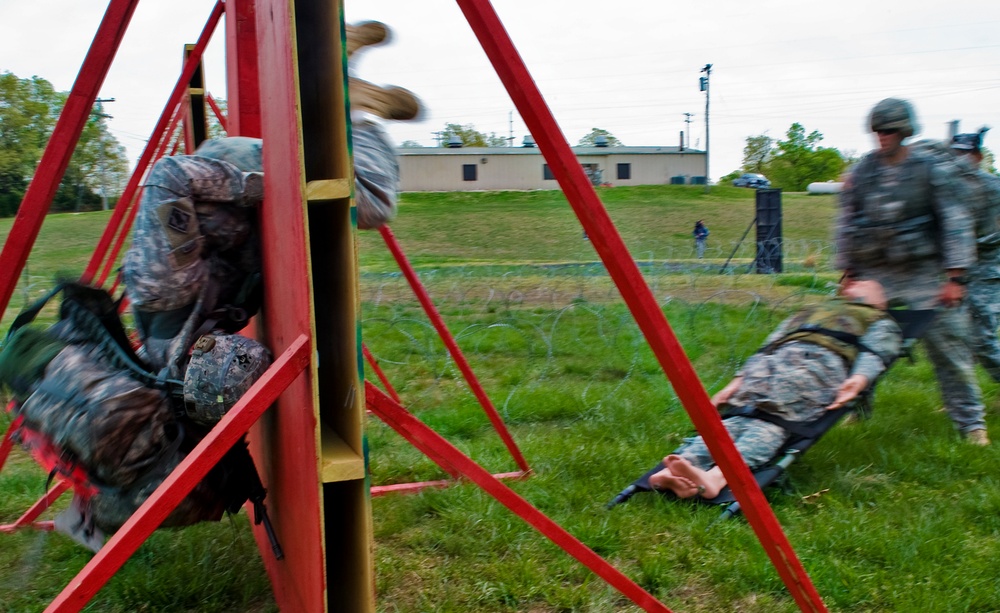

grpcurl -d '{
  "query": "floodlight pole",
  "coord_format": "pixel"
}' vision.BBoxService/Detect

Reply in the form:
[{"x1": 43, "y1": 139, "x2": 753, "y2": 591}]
[{"x1": 700, "y1": 63, "x2": 712, "y2": 193}]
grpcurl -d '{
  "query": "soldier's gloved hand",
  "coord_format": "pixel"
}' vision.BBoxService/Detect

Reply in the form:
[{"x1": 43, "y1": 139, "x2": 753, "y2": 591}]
[{"x1": 826, "y1": 374, "x2": 869, "y2": 410}]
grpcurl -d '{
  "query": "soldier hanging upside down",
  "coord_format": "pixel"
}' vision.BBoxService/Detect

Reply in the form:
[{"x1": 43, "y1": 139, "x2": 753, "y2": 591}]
[
  {"x1": 648, "y1": 280, "x2": 903, "y2": 499},
  {"x1": 122, "y1": 19, "x2": 422, "y2": 374}
]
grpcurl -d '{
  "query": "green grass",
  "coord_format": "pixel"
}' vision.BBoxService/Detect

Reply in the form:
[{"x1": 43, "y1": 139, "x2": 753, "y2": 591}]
[{"x1": 2, "y1": 185, "x2": 998, "y2": 611}]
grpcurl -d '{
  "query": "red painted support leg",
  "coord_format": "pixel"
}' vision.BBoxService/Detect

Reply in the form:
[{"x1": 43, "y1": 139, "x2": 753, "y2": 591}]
[
  {"x1": 367, "y1": 383, "x2": 671, "y2": 613},
  {"x1": 0, "y1": 481, "x2": 70, "y2": 534},
  {"x1": 0, "y1": 0, "x2": 141, "y2": 317},
  {"x1": 362, "y1": 343, "x2": 401, "y2": 403},
  {"x1": 207, "y1": 93, "x2": 229, "y2": 132},
  {"x1": 0, "y1": 417, "x2": 18, "y2": 474},
  {"x1": 379, "y1": 225, "x2": 530, "y2": 473},
  {"x1": 44, "y1": 334, "x2": 311, "y2": 613},
  {"x1": 455, "y1": 2, "x2": 827, "y2": 612}
]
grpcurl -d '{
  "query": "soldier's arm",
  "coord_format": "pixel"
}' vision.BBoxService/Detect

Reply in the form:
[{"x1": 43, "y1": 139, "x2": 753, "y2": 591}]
[{"x1": 850, "y1": 317, "x2": 903, "y2": 383}]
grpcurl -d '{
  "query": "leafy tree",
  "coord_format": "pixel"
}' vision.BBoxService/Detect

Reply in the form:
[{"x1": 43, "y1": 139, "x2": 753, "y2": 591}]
[
  {"x1": 719, "y1": 169, "x2": 743, "y2": 185},
  {"x1": 577, "y1": 128, "x2": 622, "y2": 147},
  {"x1": 741, "y1": 134, "x2": 773, "y2": 174},
  {"x1": 399, "y1": 140, "x2": 423, "y2": 148},
  {"x1": 764, "y1": 123, "x2": 846, "y2": 191},
  {"x1": 0, "y1": 71, "x2": 129, "y2": 216},
  {"x1": 438, "y1": 123, "x2": 508, "y2": 147}
]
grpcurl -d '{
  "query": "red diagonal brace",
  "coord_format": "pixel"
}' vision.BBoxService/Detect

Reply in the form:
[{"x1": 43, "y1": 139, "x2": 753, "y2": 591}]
[
  {"x1": 455, "y1": 2, "x2": 827, "y2": 612},
  {"x1": 44, "y1": 333, "x2": 311, "y2": 613},
  {"x1": 0, "y1": 0, "x2": 140, "y2": 317},
  {"x1": 362, "y1": 343, "x2": 401, "y2": 403},
  {"x1": 367, "y1": 382, "x2": 671, "y2": 613},
  {"x1": 0, "y1": 481, "x2": 70, "y2": 534},
  {"x1": 379, "y1": 224, "x2": 530, "y2": 473}
]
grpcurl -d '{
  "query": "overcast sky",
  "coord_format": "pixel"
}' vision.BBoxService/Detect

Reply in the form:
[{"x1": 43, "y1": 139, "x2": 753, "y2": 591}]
[{"x1": 2, "y1": 1, "x2": 999, "y2": 182}]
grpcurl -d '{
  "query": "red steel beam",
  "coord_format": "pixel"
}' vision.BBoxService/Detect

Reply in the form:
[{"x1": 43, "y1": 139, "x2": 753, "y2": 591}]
[
  {"x1": 224, "y1": 0, "x2": 262, "y2": 137},
  {"x1": 454, "y1": 2, "x2": 827, "y2": 612},
  {"x1": 206, "y1": 92, "x2": 229, "y2": 133},
  {"x1": 367, "y1": 382, "x2": 671, "y2": 613},
  {"x1": 362, "y1": 343, "x2": 401, "y2": 403},
  {"x1": 0, "y1": 481, "x2": 71, "y2": 533},
  {"x1": 370, "y1": 471, "x2": 528, "y2": 498},
  {"x1": 379, "y1": 224, "x2": 530, "y2": 473},
  {"x1": 45, "y1": 333, "x2": 311, "y2": 613},
  {"x1": 81, "y1": 1, "x2": 225, "y2": 285},
  {"x1": 0, "y1": 0, "x2": 140, "y2": 318},
  {"x1": 0, "y1": 415, "x2": 19, "y2": 474}
]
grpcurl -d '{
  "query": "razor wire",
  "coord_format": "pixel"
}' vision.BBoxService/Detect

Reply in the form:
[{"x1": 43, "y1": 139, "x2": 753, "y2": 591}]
[{"x1": 359, "y1": 249, "x2": 840, "y2": 435}]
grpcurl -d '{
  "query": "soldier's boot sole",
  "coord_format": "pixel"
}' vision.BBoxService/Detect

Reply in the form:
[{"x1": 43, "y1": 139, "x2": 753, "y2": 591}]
[
  {"x1": 349, "y1": 78, "x2": 423, "y2": 121},
  {"x1": 347, "y1": 21, "x2": 391, "y2": 58}
]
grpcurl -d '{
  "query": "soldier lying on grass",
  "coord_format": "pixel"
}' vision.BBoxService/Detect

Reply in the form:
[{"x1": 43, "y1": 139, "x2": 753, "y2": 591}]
[{"x1": 650, "y1": 279, "x2": 903, "y2": 499}]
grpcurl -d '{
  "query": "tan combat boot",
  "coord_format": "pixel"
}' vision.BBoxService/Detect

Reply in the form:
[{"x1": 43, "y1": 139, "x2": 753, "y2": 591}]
[
  {"x1": 348, "y1": 78, "x2": 423, "y2": 121},
  {"x1": 346, "y1": 21, "x2": 390, "y2": 58},
  {"x1": 966, "y1": 429, "x2": 990, "y2": 446}
]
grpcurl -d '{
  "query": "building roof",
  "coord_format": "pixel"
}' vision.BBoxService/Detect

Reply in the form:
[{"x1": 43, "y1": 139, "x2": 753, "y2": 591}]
[{"x1": 396, "y1": 145, "x2": 704, "y2": 156}]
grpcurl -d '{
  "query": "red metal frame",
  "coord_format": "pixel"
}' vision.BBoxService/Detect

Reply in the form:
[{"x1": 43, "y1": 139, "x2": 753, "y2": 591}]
[
  {"x1": 206, "y1": 92, "x2": 229, "y2": 132},
  {"x1": 367, "y1": 382, "x2": 671, "y2": 613},
  {"x1": 456, "y1": 1, "x2": 827, "y2": 611},
  {"x1": 0, "y1": 0, "x2": 833, "y2": 609},
  {"x1": 362, "y1": 343, "x2": 401, "y2": 403},
  {"x1": 374, "y1": 224, "x2": 530, "y2": 473}
]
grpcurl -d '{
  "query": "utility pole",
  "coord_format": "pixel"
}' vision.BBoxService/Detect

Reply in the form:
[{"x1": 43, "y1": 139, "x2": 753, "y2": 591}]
[
  {"x1": 699, "y1": 64, "x2": 712, "y2": 193},
  {"x1": 92, "y1": 97, "x2": 115, "y2": 211},
  {"x1": 683, "y1": 112, "x2": 694, "y2": 149},
  {"x1": 509, "y1": 110, "x2": 515, "y2": 147}
]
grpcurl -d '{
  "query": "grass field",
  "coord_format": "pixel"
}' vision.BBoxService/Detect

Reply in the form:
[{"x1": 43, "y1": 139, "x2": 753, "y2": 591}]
[{"x1": 2, "y1": 185, "x2": 999, "y2": 612}]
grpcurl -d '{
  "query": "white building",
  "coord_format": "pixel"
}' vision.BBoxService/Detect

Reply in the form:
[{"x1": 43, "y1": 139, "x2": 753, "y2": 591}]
[{"x1": 396, "y1": 142, "x2": 707, "y2": 192}]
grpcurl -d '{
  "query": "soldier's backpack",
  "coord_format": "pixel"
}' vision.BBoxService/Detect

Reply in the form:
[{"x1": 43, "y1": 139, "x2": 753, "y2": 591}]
[
  {"x1": 0, "y1": 283, "x2": 279, "y2": 553},
  {"x1": 121, "y1": 137, "x2": 265, "y2": 375}
]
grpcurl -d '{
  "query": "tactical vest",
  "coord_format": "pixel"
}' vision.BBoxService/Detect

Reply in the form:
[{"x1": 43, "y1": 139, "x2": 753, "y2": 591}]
[
  {"x1": 843, "y1": 148, "x2": 942, "y2": 266},
  {"x1": 765, "y1": 301, "x2": 888, "y2": 364}
]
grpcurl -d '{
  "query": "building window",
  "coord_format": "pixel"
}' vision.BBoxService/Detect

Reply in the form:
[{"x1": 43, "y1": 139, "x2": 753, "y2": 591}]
[
  {"x1": 542, "y1": 164, "x2": 555, "y2": 180},
  {"x1": 463, "y1": 164, "x2": 477, "y2": 181},
  {"x1": 617, "y1": 163, "x2": 631, "y2": 180}
]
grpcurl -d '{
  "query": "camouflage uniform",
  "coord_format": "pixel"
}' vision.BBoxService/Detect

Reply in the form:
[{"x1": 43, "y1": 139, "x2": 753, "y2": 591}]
[
  {"x1": 122, "y1": 138, "x2": 264, "y2": 374},
  {"x1": 352, "y1": 118, "x2": 400, "y2": 229},
  {"x1": 834, "y1": 125, "x2": 984, "y2": 434},
  {"x1": 958, "y1": 157, "x2": 1000, "y2": 381},
  {"x1": 677, "y1": 300, "x2": 903, "y2": 470}
]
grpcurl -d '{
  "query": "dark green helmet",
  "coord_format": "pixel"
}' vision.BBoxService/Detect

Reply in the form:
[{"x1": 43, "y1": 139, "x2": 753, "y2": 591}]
[{"x1": 869, "y1": 98, "x2": 918, "y2": 137}]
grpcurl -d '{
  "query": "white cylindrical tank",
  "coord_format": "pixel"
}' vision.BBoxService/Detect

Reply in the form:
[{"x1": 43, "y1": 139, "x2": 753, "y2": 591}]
[{"x1": 807, "y1": 181, "x2": 844, "y2": 194}]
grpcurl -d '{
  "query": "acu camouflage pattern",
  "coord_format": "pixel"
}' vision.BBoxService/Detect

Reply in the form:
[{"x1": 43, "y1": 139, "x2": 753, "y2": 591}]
[
  {"x1": 771, "y1": 301, "x2": 890, "y2": 367},
  {"x1": 835, "y1": 139, "x2": 986, "y2": 434},
  {"x1": 676, "y1": 303, "x2": 902, "y2": 471},
  {"x1": 122, "y1": 138, "x2": 264, "y2": 372},
  {"x1": 14, "y1": 339, "x2": 178, "y2": 489},
  {"x1": 183, "y1": 333, "x2": 272, "y2": 426},
  {"x1": 352, "y1": 119, "x2": 400, "y2": 229},
  {"x1": 959, "y1": 160, "x2": 1000, "y2": 382}
]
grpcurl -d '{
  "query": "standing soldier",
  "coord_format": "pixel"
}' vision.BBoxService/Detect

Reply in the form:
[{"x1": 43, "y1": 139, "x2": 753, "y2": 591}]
[
  {"x1": 835, "y1": 98, "x2": 989, "y2": 445},
  {"x1": 951, "y1": 129, "x2": 1000, "y2": 385}
]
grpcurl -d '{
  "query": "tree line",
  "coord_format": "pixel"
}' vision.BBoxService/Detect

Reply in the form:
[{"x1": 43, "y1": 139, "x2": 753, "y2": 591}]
[{"x1": 0, "y1": 71, "x2": 130, "y2": 217}]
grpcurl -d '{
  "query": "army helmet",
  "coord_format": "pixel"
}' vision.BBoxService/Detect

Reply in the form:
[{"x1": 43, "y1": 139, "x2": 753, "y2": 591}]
[
  {"x1": 868, "y1": 98, "x2": 918, "y2": 138},
  {"x1": 183, "y1": 333, "x2": 272, "y2": 425}
]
